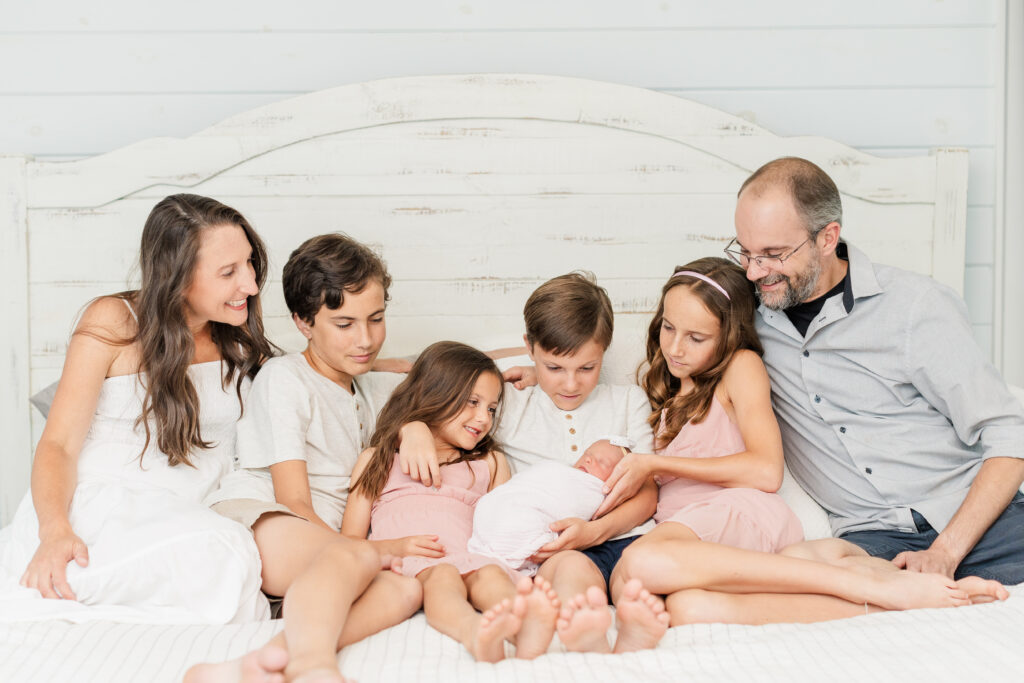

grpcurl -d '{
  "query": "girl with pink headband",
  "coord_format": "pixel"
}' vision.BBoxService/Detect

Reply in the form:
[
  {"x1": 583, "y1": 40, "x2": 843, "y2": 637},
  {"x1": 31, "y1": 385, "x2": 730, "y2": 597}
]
[{"x1": 573, "y1": 256, "x2": 989, "y2": 649}]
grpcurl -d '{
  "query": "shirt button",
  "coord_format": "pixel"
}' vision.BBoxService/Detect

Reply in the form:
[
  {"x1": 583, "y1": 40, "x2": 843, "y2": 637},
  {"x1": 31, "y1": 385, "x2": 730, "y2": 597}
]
[
  {"x1": 865, "y1": 467, "x2": 872, "y2": 474},
  {"x1": 571, "y1": 445, "x2": 578, "y2": 452},
  {"x1": 569, "y1": 428, "x2": 576, "y2": 434},
  {"x1": 803, "y1": 350, "x2": 809, "y2": 358},
  {"x1": 814, "y1": 395, "x2": 821, "y2": 403},
  {"x1": 565, "y1": 414, "x2": 573, "y2": 420},
  {"x1": 839, "y1": 426, "x2": 846, "y2": 433},
  {"x1": 355, "y1": 404, "x2": 360, "y2": 411}
]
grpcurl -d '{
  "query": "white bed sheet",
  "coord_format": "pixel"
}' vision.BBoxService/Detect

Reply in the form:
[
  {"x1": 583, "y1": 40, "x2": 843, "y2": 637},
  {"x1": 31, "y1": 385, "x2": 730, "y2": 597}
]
[{"x1": 2, "y1": 586, "x2": 1022, "y2": 682}]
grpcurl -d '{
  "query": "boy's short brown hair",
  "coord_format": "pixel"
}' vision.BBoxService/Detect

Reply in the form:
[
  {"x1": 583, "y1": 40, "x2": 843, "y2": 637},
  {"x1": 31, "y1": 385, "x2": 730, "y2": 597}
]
[
  {"x1": 523, "y1": 272, "x2": 614, "y2": 354},
  {"x1": 283, "y1": 233, "x2": 391, "y2": 324}
]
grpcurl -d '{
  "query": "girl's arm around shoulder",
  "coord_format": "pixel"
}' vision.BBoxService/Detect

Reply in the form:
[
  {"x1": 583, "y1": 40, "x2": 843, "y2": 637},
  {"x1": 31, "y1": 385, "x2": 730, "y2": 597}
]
[
  {"x1": 485, "y1": 451, "x2": 512, "y2": 491},
  {"x1": 718, "y1": 349, "x2": 785, "y2": 492}
]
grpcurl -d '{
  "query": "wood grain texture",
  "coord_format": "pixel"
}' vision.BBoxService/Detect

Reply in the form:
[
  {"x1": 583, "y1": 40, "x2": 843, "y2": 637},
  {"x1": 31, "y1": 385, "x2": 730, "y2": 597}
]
[{"x1": 0, "y1": 74, "x2": 969, "y2": 523}]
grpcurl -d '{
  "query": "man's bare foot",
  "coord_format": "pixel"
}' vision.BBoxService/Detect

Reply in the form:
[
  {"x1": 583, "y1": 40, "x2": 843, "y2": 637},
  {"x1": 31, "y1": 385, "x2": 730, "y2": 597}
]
[
  {"x1": 613, "y1": 579, "x2": 670, "y2": 653},
  {"x1": 184, "y1": 644, "x2": 289, "y2": 683},
  {"x1": 514, "y1": 576, "x2": 560, "y2": 659},
  {"x1": 955, "y1": 576, "x2": 1010, "y2": 604},
  {"x1": 868, "y1": 571, "x2": 970, "y2": 611},
  {"x1": 555, "y1": 586, "x2": 612, "y2": 653},
  {"x1": 467, "y1": 597, "x2": 525, "y2": 663}
]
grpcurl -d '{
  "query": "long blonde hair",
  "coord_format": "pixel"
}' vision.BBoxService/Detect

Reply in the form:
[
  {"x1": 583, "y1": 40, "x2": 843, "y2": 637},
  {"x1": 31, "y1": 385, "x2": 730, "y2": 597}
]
[{"x1": 639, "y1": 257, "x2": 762, "y2": 448}]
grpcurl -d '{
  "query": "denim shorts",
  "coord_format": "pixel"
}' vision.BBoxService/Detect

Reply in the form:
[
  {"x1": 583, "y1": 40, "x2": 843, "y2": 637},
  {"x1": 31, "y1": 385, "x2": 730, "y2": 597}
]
[{"x1": 840, "y1": 492, "x2": 1024, "y2": 583}]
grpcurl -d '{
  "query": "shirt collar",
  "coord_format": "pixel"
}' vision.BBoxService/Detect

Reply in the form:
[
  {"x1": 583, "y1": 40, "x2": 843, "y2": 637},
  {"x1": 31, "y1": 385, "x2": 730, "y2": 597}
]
[{"x1": 841, "y1": 241, "x2": 882, "y2": 312}]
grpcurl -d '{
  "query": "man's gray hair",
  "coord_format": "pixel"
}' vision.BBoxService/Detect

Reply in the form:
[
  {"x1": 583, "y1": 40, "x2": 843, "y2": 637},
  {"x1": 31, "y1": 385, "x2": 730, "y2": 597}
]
[{"x1": 739, "y1": 157, "x2": 843, "y2": 237}]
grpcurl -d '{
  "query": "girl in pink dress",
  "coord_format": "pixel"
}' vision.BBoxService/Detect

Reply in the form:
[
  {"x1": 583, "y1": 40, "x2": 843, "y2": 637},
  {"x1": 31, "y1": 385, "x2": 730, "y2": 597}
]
[
  {"x1": 342, "y1": 341, "x2": 561, "y2": 663},
  {"x1": 582, "y1": 258, "x2": 997, "y2": 649}
]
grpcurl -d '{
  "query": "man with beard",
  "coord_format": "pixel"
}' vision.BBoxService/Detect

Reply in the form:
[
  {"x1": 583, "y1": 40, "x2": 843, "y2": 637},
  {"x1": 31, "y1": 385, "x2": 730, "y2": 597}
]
[{"x1": 725, "y1": 157, "x2": 1024, "y2": 584}]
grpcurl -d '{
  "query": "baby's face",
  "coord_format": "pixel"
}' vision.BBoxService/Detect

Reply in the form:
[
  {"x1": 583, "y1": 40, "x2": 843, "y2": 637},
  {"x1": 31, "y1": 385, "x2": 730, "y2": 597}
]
[{"x1": 574, "y1": 440, "x2": 625, "y2": 481}]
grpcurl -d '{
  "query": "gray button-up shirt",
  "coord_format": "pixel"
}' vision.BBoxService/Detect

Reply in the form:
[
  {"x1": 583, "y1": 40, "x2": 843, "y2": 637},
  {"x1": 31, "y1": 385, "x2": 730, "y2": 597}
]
[{"x1": 757, "y1": 242, "x2": 1024, "y2": 536}]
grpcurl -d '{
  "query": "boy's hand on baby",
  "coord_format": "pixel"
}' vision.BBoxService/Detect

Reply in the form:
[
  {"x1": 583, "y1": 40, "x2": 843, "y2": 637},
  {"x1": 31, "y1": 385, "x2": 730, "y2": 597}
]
[
  {"x1": 398, "y1": 535, "x2": 445, "y2": 559},
  {"x1": 594, "y1": 453, "x2": 651, "y2": 519},
  {"x1": 502, "y1": 365, "x2": 537, "y2": 390},
  {"x1": 530, "y1": 517, "x2": 596, "y2": 561},
  {"x1": 398, "y1": 421, "x2": 441, "y2": 488},
  {"x1": 20, "y1": 531, "x2": 89, "y2": 600}
]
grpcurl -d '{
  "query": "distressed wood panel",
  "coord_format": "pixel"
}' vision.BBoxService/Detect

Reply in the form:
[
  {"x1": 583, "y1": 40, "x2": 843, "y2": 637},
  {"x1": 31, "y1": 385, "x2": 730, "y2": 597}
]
[
  {"x1": 26, "y1": 196, "x2": 934, "y2": 284},
  {"x1": 666, "y1": 88, "x2": 996, "y2": 149},
  {"x1": 862, "y1": 146, "x2": 996, "y2": 207},
  {"x1": 0, "y1": 87, "x2": 995, "y2": 158},
  {"x1": 0, "y1": 29, "x2": 994, "y2": 95},
  {"x1": 4, "y1": 0, "x2": 999, "y2": 31},
  {"x1": 23, "y1": 76, "x2": 944, "y2": 208},
  {"x1": 3, "y1": 74, "x2": 971, "y2": 522},
  {"x1": 0, "y1": 156, "x2": 31, "y2": 524}
]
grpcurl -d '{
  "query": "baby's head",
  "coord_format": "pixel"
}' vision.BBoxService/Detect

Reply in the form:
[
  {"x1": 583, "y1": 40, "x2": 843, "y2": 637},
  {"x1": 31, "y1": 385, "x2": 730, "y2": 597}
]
[{"x1": 573, "y1": 438, "x2": 629, "y2": 481}]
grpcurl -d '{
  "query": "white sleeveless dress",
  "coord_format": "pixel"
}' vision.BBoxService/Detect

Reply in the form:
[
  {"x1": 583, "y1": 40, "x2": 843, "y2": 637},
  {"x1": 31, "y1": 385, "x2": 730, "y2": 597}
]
[{"x1": 0, "y1": 362, "x2": 269, "y2": 624}]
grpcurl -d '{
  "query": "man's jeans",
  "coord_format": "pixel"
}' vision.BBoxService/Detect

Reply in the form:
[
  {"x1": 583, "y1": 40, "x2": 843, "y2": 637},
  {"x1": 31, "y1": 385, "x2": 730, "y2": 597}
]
[{"x1": 840, "y1": 492, "x2": 1024, "y2": 584}]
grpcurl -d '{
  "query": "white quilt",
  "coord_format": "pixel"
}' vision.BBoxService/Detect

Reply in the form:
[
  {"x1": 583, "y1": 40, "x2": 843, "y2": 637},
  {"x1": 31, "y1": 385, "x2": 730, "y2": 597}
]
[{"x1": 1, "y1": 587, "x2": 1021, "y2": 682}]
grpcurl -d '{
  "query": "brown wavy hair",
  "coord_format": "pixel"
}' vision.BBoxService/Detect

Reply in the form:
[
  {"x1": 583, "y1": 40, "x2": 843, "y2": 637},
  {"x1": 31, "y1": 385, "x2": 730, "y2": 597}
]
[
  {"x1": 350, "y1": 341, "x2": 504, "y2": 500},
  {"x1": 85, "y1": 194, "x2": 274, "y2": 467},
  {"x1": 638, "y1": 257, "x2": 762, "y2": 449}
]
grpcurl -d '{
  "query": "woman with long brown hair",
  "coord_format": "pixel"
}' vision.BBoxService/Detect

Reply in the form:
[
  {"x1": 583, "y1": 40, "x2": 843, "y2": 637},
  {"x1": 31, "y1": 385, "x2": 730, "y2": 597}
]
[{"x1": 0, "y1": 194, "x2": 275, "y2": 623}]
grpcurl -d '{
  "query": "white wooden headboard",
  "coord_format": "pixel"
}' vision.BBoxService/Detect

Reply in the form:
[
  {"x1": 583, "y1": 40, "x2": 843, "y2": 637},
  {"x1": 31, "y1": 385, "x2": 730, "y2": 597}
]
[{"x1": 0, "y1": 74, "x2": 968, "y2": 524}]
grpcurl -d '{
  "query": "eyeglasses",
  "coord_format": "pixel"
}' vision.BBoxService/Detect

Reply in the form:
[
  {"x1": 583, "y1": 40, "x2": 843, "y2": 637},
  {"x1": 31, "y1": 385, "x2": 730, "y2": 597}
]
[{"x1": 723, "y1": 237, "x2": 810, "y2": 270}]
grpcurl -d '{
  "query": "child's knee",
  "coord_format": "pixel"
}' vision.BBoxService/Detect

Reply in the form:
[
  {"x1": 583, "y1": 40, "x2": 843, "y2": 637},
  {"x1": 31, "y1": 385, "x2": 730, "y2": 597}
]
[{"x1": 665, "y1": 589, "x2": 720, "y2": 625}]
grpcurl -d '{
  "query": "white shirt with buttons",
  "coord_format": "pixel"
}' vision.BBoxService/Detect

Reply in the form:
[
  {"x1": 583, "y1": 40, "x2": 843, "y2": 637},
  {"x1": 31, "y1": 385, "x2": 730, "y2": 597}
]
[{"x1": 496, "y1": 383, "x2": 656, "y2": 538}]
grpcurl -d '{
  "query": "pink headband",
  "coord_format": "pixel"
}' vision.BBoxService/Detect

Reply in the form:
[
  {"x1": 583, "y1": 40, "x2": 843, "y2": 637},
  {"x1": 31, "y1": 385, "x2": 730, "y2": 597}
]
[{"x1": 672, "y1": 270, "x2": 730, "y2": 300}]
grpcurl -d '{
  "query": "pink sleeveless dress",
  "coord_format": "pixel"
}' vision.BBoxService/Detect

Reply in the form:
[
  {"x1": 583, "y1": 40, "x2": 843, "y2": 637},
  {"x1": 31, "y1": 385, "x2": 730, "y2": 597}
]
[
  {"x1": 655, "y1": 397, "x2": 804, "y2": 553},
  {"x1": 369, "y1": 457, "x2": 519, "y2": 579}
]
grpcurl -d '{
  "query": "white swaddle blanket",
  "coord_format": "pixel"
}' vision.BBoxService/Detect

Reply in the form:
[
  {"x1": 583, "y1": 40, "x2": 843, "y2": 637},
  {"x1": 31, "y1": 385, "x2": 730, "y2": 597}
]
[{"x1": 467, "y1": 461, "x2": 606, "y2": 574}]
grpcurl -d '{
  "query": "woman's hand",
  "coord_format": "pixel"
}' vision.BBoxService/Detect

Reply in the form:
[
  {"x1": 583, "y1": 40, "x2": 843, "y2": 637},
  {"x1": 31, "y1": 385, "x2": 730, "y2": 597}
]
[
  {"x1": 394, "y1": 535, "x2": 445, "y2": 559},
  {"x1": 593, "y1": 452, "x2": 654, "y2": 519},
  {"x1": 397, "y1": 421, "x2": 441, "y2": 488},
  {"x1": 502, "y1": 365, "x2": 537, "y2": 390},
  {"x1": 529, "y1": 517, "x2": 601, "y2": 562},
  {"x1": 20, "y1": 530, "x2": 89, "y2": 600}
]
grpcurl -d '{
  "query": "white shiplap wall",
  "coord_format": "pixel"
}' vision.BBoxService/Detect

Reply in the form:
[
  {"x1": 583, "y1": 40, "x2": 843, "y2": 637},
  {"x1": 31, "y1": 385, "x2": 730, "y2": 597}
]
[{"x1": 0, "y1": 0, "x2": 1007, "y2": 359}]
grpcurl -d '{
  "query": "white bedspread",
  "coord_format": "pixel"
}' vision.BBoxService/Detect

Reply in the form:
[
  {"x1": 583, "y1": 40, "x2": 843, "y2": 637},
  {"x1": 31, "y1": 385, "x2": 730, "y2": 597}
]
[{"x1": 2, "y1": 587, "x2": 1021, "y2": 682}]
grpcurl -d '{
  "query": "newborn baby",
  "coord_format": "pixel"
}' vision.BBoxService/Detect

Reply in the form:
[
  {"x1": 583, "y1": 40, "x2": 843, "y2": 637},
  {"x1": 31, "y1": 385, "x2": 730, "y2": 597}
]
[{"x1": 467, "y1": 438, "x2": 629, "y2": 574}]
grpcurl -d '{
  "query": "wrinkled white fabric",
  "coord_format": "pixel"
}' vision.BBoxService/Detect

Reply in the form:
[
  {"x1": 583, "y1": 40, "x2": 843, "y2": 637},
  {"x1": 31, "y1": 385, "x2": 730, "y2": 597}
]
[
  {"x1": 467, "y1": 462, "x2": 605, "y2": 574},
  {"x1": 0, "y1": 362, "x2": 268, "y2": 624}
]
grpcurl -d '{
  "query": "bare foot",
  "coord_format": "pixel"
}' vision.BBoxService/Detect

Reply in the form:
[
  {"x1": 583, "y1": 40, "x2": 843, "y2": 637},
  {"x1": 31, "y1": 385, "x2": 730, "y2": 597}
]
[
  {"x1": 613, "y1": 579, "x2": 670, "y2": 653},
  {"x1": 868, "y1": 571, "x2": 970, "y2": 611},
  {"x1": 184, "y1": 644, "x2": 289, "y2": 683},
  {"x1": 555, "y1": 586, "x2": 612, "y2": 653},
  {"x1": 468, "y1": 597, "x2": 525, "y2": 663},
  {"x1": 514, "y1": 576, "x2": 560, "y2": 659},
  {"x1": 955, "y1": 576, "x2": 1010, "y2": 604},
  {"x1": 292, "y1": 668, "x2": 349, "y2": 683}
]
